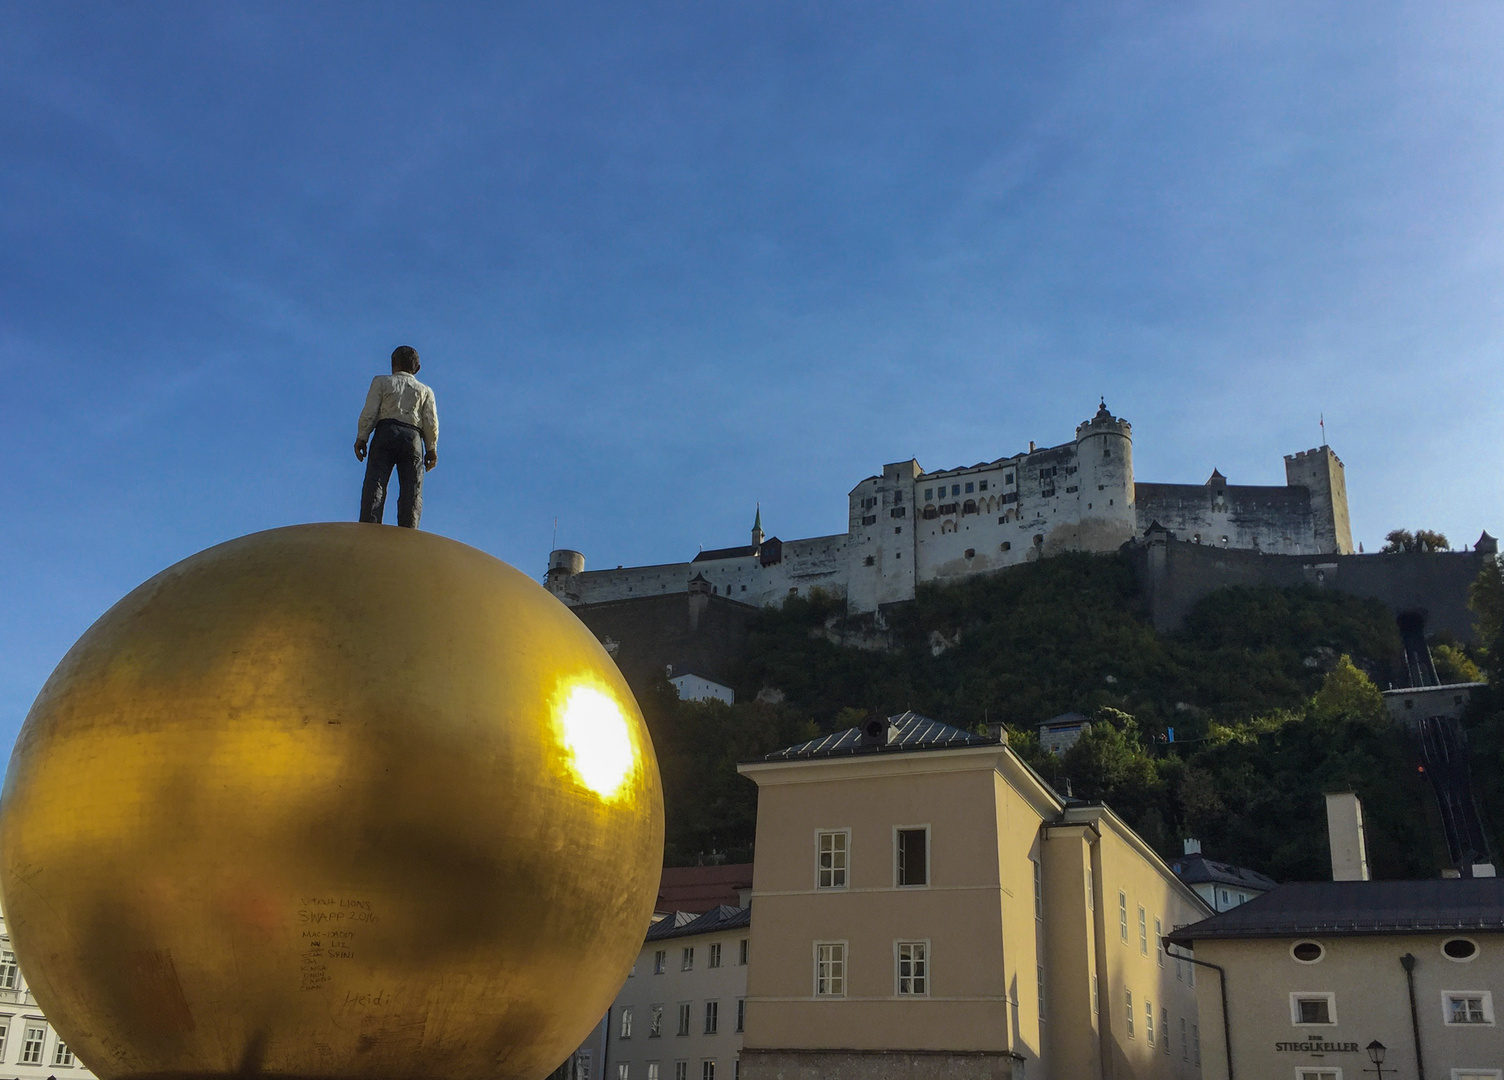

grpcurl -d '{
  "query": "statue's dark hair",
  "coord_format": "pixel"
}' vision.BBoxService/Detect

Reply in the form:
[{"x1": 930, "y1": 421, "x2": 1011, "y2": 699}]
[{"x1": 390, "y1": 345, "x2": 420, "y2": 373}]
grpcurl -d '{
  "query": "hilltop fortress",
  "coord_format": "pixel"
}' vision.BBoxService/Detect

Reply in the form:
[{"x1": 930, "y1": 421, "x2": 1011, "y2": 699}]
[{"x1": 546, "y1": 401, "x2": 1354, "y2": 615}]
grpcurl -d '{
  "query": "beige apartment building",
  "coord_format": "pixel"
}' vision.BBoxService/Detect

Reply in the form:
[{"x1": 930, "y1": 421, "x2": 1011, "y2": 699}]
[
  {"x1": 0, "y1": 900, "x2": 98, "y2": 1080},
  {"x1": 735, "y1": 712, "x2": 1211, "y2": 1080},
  {"x1": 1168, "y1": 878, "x2": 1504, "y2": 1080}
]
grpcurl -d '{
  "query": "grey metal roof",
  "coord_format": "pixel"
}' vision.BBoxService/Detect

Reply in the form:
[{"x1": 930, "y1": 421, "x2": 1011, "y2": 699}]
[
  {"x1": 1167, "y1": 879, "x2": 1504, "y2": 943},
  {"x1": 645, "y1": 905, "x2": 751, "y2": 943},
  {"x1": 760, "y1": 711, "x2": 997, "y2": 762},
  {"x1": 1172, "y1": 854, "x2": 1279, "y2": 892}
]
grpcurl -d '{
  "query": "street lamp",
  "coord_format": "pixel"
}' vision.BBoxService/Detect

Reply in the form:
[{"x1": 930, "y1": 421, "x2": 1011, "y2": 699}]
[{"x1": 1364, "y1": 1041, "x2": 1388, "y2": 1079}]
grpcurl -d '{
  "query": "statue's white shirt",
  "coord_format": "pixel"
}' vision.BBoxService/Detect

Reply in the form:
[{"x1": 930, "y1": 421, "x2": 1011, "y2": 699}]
[{"x1": 357, "y1": 373, "x2": 439, "y2": 448}]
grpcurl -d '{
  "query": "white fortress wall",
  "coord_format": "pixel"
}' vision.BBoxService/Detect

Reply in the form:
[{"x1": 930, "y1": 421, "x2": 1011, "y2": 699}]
[
  {"x1": 1134, "y1": 482, "x2": 1319, "y2": 554},
  {"x1": 558, "y1": 561, "x2": 694, "y2": 605}
]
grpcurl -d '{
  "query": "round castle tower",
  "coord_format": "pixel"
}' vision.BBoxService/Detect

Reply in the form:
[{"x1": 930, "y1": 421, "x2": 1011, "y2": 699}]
[
  {"x1": 545, "y1": 549, "x2": 585, "y2": 595},
  {"x1": 1072, "y1": 400, "x2": 1136, "y2": 549}
]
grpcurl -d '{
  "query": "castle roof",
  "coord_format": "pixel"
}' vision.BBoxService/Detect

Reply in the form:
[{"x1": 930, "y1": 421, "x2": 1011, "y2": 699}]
[{"x1": 1206, "y1": 468, "x2": 1226, "y2": 485}]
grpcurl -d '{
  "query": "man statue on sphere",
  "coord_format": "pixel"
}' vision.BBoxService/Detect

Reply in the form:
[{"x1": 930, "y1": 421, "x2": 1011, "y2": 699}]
[{"x1": 355, "y1": 345, "x2": 439, "y2": 529}]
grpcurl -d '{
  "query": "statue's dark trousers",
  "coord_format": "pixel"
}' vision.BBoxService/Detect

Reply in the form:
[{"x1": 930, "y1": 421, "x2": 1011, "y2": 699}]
[{"x1": 360, "y1": 419, "x2": 424, "y2": 528}]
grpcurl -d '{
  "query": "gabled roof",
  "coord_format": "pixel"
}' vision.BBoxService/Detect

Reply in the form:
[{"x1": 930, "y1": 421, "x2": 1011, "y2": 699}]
[
  {"x1": 645, "y1": 905, "x2": 751, "y2": 943},
  {"x1": 1040, "y1": 712, "x2": 1091, "y2": 730},
  {"x1": 693, "y1": 545, "x2": 756, "y2": 563},
  {"x1": 760, "y1": 711, "x2": 997, "y2": 762},
  {"x1": 657, "y1": 863, "x2": 752, "y2": 914},
  {"x1": 1172, "y1": 854, "x2": 1278, "y2": 892},
  {"x1": 1167, "y1": 878, "x2": 1504, "y2": 944}
]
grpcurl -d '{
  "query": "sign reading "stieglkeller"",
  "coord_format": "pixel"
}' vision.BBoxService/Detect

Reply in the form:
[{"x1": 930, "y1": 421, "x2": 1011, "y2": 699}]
[{"x1": 1275, "y1": 1040, "x2": 1361, "y2": 1052}]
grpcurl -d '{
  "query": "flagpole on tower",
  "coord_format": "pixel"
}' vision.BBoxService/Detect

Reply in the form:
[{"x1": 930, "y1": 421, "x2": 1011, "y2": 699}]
[{"x1": 1320, "y1": 413, "x2": 1326, "y2": 446}]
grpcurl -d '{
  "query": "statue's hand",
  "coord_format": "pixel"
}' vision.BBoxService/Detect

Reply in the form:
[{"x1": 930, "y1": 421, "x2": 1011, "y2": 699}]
[
  {"x1": 354, "y1": 439, "x2": 367, "y2": 462},
  {"x1": 424, "y1": 448, "x2": 438, "y2": 472}
]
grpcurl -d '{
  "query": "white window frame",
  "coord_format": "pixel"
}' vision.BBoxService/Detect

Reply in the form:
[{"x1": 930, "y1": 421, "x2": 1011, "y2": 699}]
[
  {"x1": 1125, "y1": 988, "x2": 1134, "y2": 1038},
  {"x1": 618, "y1": 1064, "x2": 629, "y2": 1080},
  {"x1": 620, "y1": 1007, "x2": 633, "y2": 1039},
  {"x1": 708, "y1": 942, "x2": 722, "y2": 969},
  {"x1": 681, "y1": 946, "x2": 695, "y2": 971},
  {"x1": 893, "y1": 824, "x2": 931, "y2": 888},
  {"x1": 1155, "y1": 918, "x2": 1164, "y2": 966},
  {"x1": 703, "y1": 1000, "x2": 719, "y2": 1035},
  {"x1": 1295, "y1": 1070, "x2": 1342, "y2": 1080},
  {"x1": 1289, "y1": 992, "x2": 1338, "y2": 1026},
  {"x1": 674, "y1": 1062, "x2": 688, "y2": 1080},
  {"x1": 814, "y1": 941, "x2": 848, "y2": 997},
  {"x1": 815, "y1": 829, "x2": 851, "y2": 890},
  {"x1": 676, "y1": 1001, "x2": 691, "y2": 1037},
  {"x1": 0, "y1": 953, "x2": 18, "y2": 991},
  {"x1": 895, "y1": 939, "x2": 929, "y2": 996},
  {"x1": 647, "y1": 1063, "x2": 660, "y2": 1080},
  {"x1": 1032, "y1": 859, "x2": 1043, "y2": 920},
  {"x1": 736, "y1": 998, "x2": 745, "y2": 1032},
  {"x1": 1442, "y1": 990, "x2": 1495, "y2": 1026},
  {"x1": 53, "y1": 1039, "x2": 75, "y2": 1067},
  {"x1": 649, "y1": 1004, "x2": 664, "y2": 1038},
  {"x1": 701, "y1": 1062, "x2": 714, "y2": 1080},
  {"x1": 1119, "y1": 891, "x2": 1128, "y2": 942},
  {"x1": 20, "y1": 1023, "x2": 45, "y2": 1066},
  {"x1": 654, "y1": 950, "x2": 667, "y2": 975},
  {"x1": 1145, "y1": 997, "x2": 1154, "y2": 1044},
  {"x1": 1138, "y1": 905, "x2": 1148, "y2": 955}
]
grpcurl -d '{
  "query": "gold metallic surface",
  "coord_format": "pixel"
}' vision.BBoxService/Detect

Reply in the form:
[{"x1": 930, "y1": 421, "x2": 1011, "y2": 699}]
[{"x1": 0, "y1": 524, "x2": 664, "y2": 1080}]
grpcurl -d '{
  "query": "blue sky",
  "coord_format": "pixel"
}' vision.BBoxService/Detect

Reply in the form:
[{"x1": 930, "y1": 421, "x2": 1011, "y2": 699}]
[{"x1": 4, "y1": 3, "x2": 1503, "y2": 743}]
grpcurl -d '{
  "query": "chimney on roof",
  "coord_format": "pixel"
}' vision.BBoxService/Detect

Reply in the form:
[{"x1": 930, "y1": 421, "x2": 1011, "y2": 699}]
[
  {"x1": 859, "y1": 714, "x2": 900, "y2": 749},
  {"x1": 1325, "y1": 791, "x2": 1371, "y2": 881},
  {"x1": 1183, "y1": 839, "x2": 1202, "y2": 856}
]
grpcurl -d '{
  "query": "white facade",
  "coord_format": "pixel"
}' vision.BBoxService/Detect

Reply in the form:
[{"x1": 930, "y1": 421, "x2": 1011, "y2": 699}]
[
  {"x1": 611, "y1": 915, "x2": 750, "y2": 1080},
  {"x1": 545, "y1": 402, "x2": 1350, "y2": 615},
  {"x1": 670, "y1": 673, "x2": 735, "y2": 705},
  {"x1": 0, "y1": 904, "x2": 98, "y2": 1080}
]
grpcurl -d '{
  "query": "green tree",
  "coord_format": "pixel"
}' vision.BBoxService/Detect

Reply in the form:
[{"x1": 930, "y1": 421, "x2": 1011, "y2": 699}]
[
  {"x1": 1382, "y1": 529, "x2": 1450, "y2": 553},
  {"x1": 1470, "y1": 555, "x2": 1504, "y2": 682},
  {"x1": 1311, "y1": 654, "x2": 1386, "y2": 722},
  {"x1": 1432, "y1": 643, "x2": 1484, "y2": 685}
]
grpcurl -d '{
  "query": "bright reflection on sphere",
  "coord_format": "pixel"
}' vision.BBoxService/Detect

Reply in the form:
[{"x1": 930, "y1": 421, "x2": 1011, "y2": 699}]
[{"x1": 556, "y1": 681, "x2": 636, "y2": 798}]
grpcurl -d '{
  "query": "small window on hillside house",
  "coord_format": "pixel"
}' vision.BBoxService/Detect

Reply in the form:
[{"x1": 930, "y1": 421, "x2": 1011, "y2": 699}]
[
  {"x1": 1292, "y1": 994, "x2": 1335, "y2": 1025},
  {"x1": 817, "y1": 831, "x2": 849, "y2": 888}
]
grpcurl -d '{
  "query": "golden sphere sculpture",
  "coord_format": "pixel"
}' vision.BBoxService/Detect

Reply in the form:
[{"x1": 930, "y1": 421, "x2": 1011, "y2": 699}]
[{"x1": 0, "y1": 524, "x2": 663, "y2": 1080}]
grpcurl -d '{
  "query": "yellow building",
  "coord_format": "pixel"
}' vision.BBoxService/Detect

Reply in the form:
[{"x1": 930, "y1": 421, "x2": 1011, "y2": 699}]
[
  {"x1": 736, "y1": 712, "x2": 1210, "y2": 1080},
  {"x1": 1167, "y1": 878, "x2": 1504, "y2": 1080}
]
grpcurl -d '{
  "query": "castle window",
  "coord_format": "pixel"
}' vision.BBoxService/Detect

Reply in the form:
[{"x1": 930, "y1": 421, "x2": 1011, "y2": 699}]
[
  {"x1": 864, "y1": 556, "x2": 875, "y2": 566},
  {"x1": 979, "y1": 480, "x2": 988, "y2": 491},
  {"x1": 862, "y1": 515, "x2": 877, "y2": 526},
  {"x1": 964, "y1": 549, "x2": 975, "y2": 559},
  {"x1": 962, "y1": 500, "x2": 977, "y2": 515},
  {"x1": 894, "y1": 491, "x2": 903, "y2": 504},
  {"x1": 951, "y1": 485, "x2": 961, "y2": 497},
  {"x1": 890, "y1": 507, "x2": 906, "y2": 518},
  {"x1": 965, "y1": 483, "x2": 974, "y2": 494},
  {"x1": 925, "y1": 488, "x2": 933, "y2": 501},
  {"x1": 1006, "y1": 474, "x2": 1014, "y2": 485},
  {"x1": 923, "y1": 506, "x2": 938, "y2": 520},
  {"x1": 1000, "y1": 541, "x2": 1011, "y2": 551},
  {"x1": 1104, "y1": 449, "x2": 1111, "y2": 458},
  {"x1": 894, "y1": 527, "x2": 902, "y2": 535}
]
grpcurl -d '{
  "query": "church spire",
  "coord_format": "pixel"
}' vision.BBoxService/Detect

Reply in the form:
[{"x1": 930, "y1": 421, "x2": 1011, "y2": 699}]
[{"x1": 751, "y1": 504, "x2": 764, "y2": 551}]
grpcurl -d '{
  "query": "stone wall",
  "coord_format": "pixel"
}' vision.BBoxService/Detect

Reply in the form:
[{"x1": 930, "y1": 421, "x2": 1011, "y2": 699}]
[
  {"x1": 1135, "y1": 482, "x2": 1319, "y2": 555},
  {"x1": 1129, "y1": 532, "x2": 1490, "y2": 640},
  {"x1": 565, "y1": 591, "x2": 758, "y2": 695}
]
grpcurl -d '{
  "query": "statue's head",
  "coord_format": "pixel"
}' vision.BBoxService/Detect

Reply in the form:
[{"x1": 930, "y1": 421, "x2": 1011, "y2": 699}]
[{"x1": 391, "y1": 345, "x2": 421, "y2": 375}]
